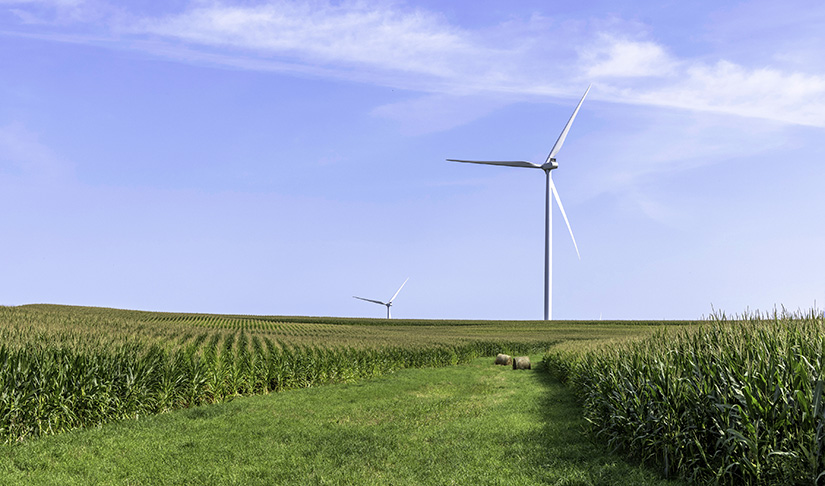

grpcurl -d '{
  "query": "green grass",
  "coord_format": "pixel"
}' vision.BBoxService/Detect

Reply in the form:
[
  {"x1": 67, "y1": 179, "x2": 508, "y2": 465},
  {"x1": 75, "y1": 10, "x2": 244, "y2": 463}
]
[{"x1": 0, "y1": 357, "x2": 679, "y2": 485}]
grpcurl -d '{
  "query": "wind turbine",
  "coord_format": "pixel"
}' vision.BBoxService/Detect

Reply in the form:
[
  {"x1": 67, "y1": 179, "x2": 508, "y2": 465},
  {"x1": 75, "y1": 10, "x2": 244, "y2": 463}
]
[
  {"x1": 447, "y1": 85, "x2": 590, "y2": 321},
  {"x1": 353, "y1": 278, "x2": 409, "y2": 319}
]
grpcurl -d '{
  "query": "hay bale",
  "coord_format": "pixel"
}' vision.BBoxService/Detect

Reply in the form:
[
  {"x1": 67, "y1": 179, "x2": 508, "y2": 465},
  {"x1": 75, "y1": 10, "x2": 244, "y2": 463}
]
[
  {"x1": 494, "y1": 353, "x2": 512, "y2": 366},
  {"x1": 512, "y1": 356, "x2": 531, "y2": 370}
]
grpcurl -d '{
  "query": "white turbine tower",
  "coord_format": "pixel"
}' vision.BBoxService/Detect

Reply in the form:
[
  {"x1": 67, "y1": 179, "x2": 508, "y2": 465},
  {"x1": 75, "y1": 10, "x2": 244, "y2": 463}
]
[
  {"x1": 448, "y1": 85, "x2": 590, "y2": 321},
  {"x1": 353, "y1": 278, "x2": 409, "y2": 319}
]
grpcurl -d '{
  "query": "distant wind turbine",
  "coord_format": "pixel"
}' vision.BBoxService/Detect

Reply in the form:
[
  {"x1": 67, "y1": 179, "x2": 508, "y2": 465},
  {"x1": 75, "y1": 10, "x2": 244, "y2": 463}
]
[
  {"x1": 353, "y1": 278, "x2": 409, "y2": 319},
  {"x1": 448, "y1": 85, "x2": 591, "y2": 321}
]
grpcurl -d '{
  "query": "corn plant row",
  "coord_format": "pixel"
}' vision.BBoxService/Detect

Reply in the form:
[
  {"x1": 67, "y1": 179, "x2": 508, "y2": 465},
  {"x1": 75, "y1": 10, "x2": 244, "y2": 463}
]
[
  {"x1": 543, "y1": 308, "x2": 825, "y2": 485},
  {"x1": 0, "y1": 333, "x2": 544, "y2": 444}
]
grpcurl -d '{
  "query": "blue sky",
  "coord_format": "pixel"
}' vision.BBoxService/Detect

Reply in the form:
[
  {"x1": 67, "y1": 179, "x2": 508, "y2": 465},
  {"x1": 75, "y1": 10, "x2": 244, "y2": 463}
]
[{"x1": 1, "y1": 0, "x2": 824, "y2": 320}]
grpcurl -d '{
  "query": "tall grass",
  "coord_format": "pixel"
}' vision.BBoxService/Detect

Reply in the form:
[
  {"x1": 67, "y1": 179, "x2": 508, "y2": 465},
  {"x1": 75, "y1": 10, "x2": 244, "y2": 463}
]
[{"x1": 543, "y1": 307, "x2": 825, "y2": 485}]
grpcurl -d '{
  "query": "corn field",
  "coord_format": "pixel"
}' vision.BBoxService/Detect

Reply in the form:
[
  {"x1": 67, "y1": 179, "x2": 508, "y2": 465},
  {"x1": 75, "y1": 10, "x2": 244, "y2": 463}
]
[
  {"x1": 0, "y1": 304, "x2": 561, "y2": 444},
  {"x1": 543, "y1": 308, "x2": 825, "y2": 485}
]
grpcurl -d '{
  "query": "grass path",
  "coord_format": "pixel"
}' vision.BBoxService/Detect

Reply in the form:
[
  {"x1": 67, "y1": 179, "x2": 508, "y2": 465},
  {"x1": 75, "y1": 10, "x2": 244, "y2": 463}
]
[{"x1": 0, "y1": 356, "x2": 680, "y2": 485}]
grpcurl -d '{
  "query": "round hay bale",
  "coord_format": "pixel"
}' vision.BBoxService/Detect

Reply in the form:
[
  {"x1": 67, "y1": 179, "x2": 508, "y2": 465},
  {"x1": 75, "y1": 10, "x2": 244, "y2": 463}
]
[
  {"x1": 512, "y1": 356, "x2": 531, "y2": 370},
  {"x1": 494, "y1": 353, "x2": 512, "y2": 366}
]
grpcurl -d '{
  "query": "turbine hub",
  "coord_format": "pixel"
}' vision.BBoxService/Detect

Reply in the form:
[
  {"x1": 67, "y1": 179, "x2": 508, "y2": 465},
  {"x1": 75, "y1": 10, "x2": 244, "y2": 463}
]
[{"x1": 542, "y1": 158, "x2": 559, "y2": 170}]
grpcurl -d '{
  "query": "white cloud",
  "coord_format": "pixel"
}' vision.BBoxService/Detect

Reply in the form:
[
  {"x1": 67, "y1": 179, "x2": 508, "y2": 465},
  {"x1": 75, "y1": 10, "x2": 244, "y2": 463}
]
[
  {"x1": 627, "y1": 61, "x2": 825, "y2": 127},
  {"x1": 4, "y1": 1, "x2": 825, "y2": 129},
  {"x1": 582, "y1": 36, "x2": 677, "y2": 78},
  {"x1": 133, "y1": 1, "x2": 481, "y2": 79},
  {"x1": 1, "y1": 0, "x2": 100, "y2": 24},
  {"x1": 123, "y1": 4, "x2": 825, "y2": 129}
]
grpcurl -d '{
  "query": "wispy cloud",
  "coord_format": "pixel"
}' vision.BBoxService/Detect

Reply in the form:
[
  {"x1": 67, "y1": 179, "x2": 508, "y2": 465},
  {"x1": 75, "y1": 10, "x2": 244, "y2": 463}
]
[
  {"x1": 601, "y1": 57, "x2": 825, "y2": 127},
  {"x1": 1, "y1": 0, "x2": 106, "y2": 25},
  {"x1": 3, "y1": 0, "x2": 825, "y2": 128},
  {"x1": 132, "y1": 1, "x2": 476, "y2": 79},
  {"x1": 582, "y1": 35, "x2": 677, "y2": 79}
]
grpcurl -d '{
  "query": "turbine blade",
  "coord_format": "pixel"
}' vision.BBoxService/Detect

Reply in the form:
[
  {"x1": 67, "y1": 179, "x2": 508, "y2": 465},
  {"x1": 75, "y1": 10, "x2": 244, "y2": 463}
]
[
  {"x1": 388, "y1": 278, "x2": 409, "y2": 303},
  {"x1": 545, "y1": 85, "x2": 591, "y2": 163},
  {"x1": 353, "y1": 296, "x2": 387, "y2": 306},
  {"x1": 447, "y1": 159, "x2": 541, "y2": 169},
  {"x1": 549, "y1": 177, "x2": 580, "y2": 260}
]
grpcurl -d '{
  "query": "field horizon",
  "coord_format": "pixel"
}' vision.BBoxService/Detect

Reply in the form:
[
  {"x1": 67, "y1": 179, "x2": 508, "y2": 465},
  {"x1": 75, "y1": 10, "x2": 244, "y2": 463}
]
[{"x1": 7, "y1": 302, "x2": 703, "y2": 326}]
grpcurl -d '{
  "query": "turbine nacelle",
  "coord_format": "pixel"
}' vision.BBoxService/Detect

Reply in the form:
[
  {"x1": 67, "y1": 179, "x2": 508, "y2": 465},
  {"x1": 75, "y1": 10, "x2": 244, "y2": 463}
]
[{"x1": 542, "y1": 158, "x2": 559, "y2": 171}]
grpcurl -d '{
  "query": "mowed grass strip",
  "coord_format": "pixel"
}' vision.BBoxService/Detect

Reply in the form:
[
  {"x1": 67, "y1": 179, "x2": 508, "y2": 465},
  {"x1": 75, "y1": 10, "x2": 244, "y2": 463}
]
[{"x1": 0, "y1": 357, "x2": 679, "y2": 486}]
